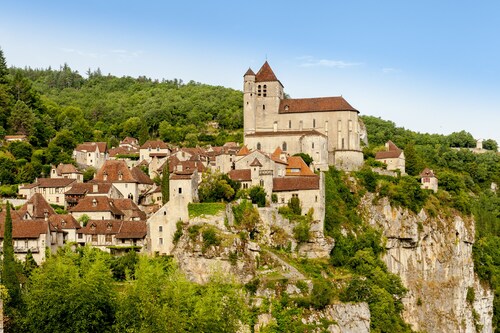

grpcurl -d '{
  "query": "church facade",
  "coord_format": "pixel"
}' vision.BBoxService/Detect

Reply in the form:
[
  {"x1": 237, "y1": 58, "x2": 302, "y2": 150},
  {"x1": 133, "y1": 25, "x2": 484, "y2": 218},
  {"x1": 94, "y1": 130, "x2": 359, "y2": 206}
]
[{"x1": 243, "y1": 62, "x2": 364, "y2": 170}]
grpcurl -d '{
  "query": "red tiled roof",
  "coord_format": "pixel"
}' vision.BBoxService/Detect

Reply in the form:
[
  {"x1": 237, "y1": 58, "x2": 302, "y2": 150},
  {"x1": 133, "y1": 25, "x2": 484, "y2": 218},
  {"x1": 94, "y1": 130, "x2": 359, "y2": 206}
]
[
  {"x1": 171, "y1": 172, "x2": 195, "y2": 180},
  {"x1": 279, "y1": 97, "x2": 358, "y2": 113},
  {"x1": 94, "y1": 160, "x2": 138, "y2": 183},
  {"x1": 237, "y1": 145, "x2": 250, "y2": 156},
  {"x1": 108, "y1": 146, "x2": 139, "y2": 157},
  {"x1": 48, "y1": 214, "x2": 81, "y2": 230},
  {"x1": 0, "y1": 209, "x2": 50, "y2": 239},
  {"x1": 55, "y1": 163, "x2": 80, "y2": 175},
  {"x1": 112, "y1": 199, "x2": 147, "y2": 220},
  {"x1": 69, "y1": 196, "x2": 124, "y2": 216},
  {"x1": 121, "y1": 137, "x2": 138, "y2": 145},
  {"x1": 115, "y1": 221, "x2": 147, "y2": 239},
  {"x1": 82, "y1": 220, "x2": 122, "y2": 235},
  {"x1": 249, "y1": 158, "x2": 263, "y2": 167},
  {"x1": 130, "y1": 167, "x2": 154, "y2": 185},
  {"x1": 37, "y1": 178, "x2": 76, "y2": 188},
  {"x1": 375, "y1": 140, "x2": 403, "y2": 160},
  {"x1": 75, "y1": 142, "x2": 107, "y2": 153},
  {"x1": 255, "y1": 61, "x2": 279, "y2": 82},
  {"x1": 244, "y1": 68, "x2": 255, "y2": 76},
  {"x1": 286, "y1": 156, "x2": 315, "y2": 176},
  {"x1": 273, "y1": 176, "x2": 320, "y2": 192},
  {"x1": 140, "y1": 140, "x2": 169, "y2": 149},
  {"x1": 420, "y1": 168, "x2": 436, "y2": 178},
  {"x1": 65, "y1": 182, "x2": 113, "y2": 195},
  {"x1": 228, "y1": 169, "x2": 252, "y2": 182},
  {"x1": 17, "y1": 193, "x2": 56, "y2": 219}
]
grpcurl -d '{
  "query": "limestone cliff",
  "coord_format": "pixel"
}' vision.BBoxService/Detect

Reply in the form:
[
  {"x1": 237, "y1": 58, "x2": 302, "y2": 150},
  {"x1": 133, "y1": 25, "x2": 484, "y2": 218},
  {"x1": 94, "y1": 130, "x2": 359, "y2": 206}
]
[{"x1": 361, "y1": 194, "x2": 494, "y2": 333}]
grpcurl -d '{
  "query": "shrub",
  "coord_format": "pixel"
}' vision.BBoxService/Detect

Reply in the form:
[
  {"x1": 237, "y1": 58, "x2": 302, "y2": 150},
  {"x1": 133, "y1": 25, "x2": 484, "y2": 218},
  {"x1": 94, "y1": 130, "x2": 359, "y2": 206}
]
[
  {"x1": 293, "y1": 219, "x2": 310, "y2": 244},
  {"x1": 173, "y1": 220, "x2": 183, "y2": 244},
  {"x1": 202, "y1": 227, "x2": 220, "y2": 251},
  {"x1": 249, "y1": 186, "x2": 266, "y2": 207},
  {"x1": 288, "y1": 197, "x2": 302, "y2": 215}
]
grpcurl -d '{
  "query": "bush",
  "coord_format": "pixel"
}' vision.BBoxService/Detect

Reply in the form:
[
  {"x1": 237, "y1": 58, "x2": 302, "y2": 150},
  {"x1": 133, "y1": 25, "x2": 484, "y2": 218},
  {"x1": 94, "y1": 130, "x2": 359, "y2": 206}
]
[
  {"x1": 202, "y1": 227, "x2": 220, "y2": 251},
  {"x1": 173, "y1": 221, "x2": 183, "y2": 244},
  {"x1": 288, "y1": 197, "x2": 302, "y2": 215},
  {"x1": 310, "y1": 279, "x2": 333, "y2": 309},
  {"x1": 249, "y1": 186, "x2": 266, "y2": 207},
  {"x1": 293, "y1": 219, "x2": 310, "y2": 243}
]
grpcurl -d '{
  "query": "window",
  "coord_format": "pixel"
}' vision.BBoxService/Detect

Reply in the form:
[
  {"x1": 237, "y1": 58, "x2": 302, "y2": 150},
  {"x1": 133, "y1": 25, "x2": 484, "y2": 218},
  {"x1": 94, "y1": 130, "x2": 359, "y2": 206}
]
[
  {"x1": 263, "y1": 85, "x2": 267, "y2": 97},
  {"x1": 288, "y1": 120, "x2": 291, "y2": 129},
  {"x1": 78, "y1": 233, "x2": 83, "y2": 239},
  {"x1": 312, "y1": 142, "x2": 315, "y2": 149},
  {"x1": 92, "y1": 234, "x2": 98, "y2": 243},
  {"x1": 178, "y1": 187, "x2": 182, "y2": 194},
  {"x1": 282, "y1": 142, "x2": 287, "y2": 151},
  {"x1": 315, "y1": 195, "x2": 318, "y2": 202},
  {"x1": 263, "y1": 104, "x2": 265, "y2": 110},
  {"x1": 260, "y1": 179, "x2": 264, "y2": 187},
  {"x1": 281, "y1": 197, "x2": 285, "y2": 203},
  {"x1": 105, "y1": 234, "x2": 112, "y2": 243},
  {"x1": 257, "y1": 85, "x2": 261, "y2": 96},
  {"x1": 337, "y1": 120, "x2": 342, "y2": 131},
  {"x1": 313, "y1": 119, "x2": 316, "y2": 128},
  {"x1": 159, "y1": 226, "x2": 163, "y2": 232},
  {"x1": 159, "y1": 238, "x2": 163, "y2": 245},
  {"x1": 257, "y1": 142, "x2": 261, "y2": 150}
]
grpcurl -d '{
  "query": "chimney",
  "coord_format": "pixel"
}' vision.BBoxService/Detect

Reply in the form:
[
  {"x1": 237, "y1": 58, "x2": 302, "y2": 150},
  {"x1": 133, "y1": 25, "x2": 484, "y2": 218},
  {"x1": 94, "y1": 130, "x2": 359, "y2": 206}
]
[{"x1": 93, "y1": 184, "x2": 98, "y2": 193}]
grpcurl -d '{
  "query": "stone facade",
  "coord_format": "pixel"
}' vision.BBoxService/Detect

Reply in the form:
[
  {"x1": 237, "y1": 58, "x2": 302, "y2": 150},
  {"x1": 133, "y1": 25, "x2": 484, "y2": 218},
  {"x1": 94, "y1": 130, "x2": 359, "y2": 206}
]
[{"x1": 243, "y1": 62, "x2": 363, "y2": 170}]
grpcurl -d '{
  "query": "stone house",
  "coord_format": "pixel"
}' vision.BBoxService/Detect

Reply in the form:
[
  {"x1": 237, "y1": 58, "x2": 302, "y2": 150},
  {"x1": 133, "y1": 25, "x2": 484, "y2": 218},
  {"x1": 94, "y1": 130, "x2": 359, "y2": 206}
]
[
  {"x1": 243, "y1": 61, "x2": 363, "y2": 170},
  {"x1": 73, "y1": 142, "x2": 108, "y2": 169},
  {"x1": 19, "y1": 178, "x2": 76, "y2": 205},
  {"x1": 375, "y1": 141, "x2": 405, "y2": 174},
  {"x1": 139, "y1": 140, "x2": 170, "y2": 162},
  {"x1": 69, "y1": 196, "x2": 124, "y2": 221},
  {"x1": 92, "y1": 160, "x2": 154, "y2": 203},
  {"x1": 80, "y1": 220, "x2": 147, "y2": 253},
  {"x1": 64, "y1": 182, "x2": 123, "y2": 209},
  {"x1": 47, "y1": 214, "x2": 82, "y2": 245},
  {"x1": 420, "y1": 168, "x2": 438, "y2": 192},
  {"x1": 50, "y1": 163, "x2": 83, "y2": 182}
]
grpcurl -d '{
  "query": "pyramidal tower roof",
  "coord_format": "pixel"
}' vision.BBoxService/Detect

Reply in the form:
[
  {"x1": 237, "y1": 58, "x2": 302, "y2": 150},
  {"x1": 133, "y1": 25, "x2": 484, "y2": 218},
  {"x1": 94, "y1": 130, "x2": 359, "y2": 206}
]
[
  {"x1": 255, "y1": 61, "x2": 279, "y2": 82},
  {"x1": 244, "y1": 68, "x2": 255, "y2": 76}
]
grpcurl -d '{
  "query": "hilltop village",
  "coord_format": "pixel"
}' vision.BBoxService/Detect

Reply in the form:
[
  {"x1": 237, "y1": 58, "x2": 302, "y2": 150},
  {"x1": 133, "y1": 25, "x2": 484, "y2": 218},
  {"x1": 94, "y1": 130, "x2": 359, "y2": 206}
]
[{"x1": 2, "y1": 62, "x2": 439, "y2": 263}]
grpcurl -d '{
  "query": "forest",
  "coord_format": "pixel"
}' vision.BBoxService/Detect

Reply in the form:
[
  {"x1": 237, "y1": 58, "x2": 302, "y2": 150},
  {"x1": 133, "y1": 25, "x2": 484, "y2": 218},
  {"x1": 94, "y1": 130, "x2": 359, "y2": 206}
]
[{"x1": 0, "y1": 46, "x2": 500, "y2": 332}]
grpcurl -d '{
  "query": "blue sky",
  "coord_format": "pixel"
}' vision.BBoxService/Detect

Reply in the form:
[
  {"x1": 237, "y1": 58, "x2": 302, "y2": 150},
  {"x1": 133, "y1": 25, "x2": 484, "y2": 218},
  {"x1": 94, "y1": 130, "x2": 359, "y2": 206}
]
[{"x1": 1, "y1": 1, "x2": 500, "y2": 144}]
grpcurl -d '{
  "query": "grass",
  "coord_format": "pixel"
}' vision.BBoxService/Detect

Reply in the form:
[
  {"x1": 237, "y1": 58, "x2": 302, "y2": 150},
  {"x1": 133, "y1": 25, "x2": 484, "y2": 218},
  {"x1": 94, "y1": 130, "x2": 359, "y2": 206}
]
[{"x1": 188, "y1": 202, "x2": 226, "y2": 218}]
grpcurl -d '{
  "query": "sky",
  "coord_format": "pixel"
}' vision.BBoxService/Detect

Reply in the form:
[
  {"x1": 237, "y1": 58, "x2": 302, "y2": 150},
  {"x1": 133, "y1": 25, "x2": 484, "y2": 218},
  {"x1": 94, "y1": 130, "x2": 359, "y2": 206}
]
[{"x1": 1, "y1": 1, "x2": 500, "y2": 144}]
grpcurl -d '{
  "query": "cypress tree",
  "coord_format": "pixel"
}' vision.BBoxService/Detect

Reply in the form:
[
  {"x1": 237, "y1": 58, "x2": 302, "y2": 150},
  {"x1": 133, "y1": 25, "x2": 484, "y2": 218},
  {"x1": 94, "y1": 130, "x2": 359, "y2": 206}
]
[
  {"x1": 2, "y1": 202, "x2": 21, "y2": 308},
  {"x1": 161, "y1": 160, "x2": 169, "y2": 204},
  {"x1": 0, "y1": 47, "x2": 8, "y2": 84}
]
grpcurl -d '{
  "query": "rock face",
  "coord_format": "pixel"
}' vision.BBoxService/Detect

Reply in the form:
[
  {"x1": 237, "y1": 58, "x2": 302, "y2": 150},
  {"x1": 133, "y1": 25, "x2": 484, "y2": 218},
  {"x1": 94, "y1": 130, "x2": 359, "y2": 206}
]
[
  {"x1": 361, "y1": 194, "x2": 494, "y2": 333},
  {"x1": 301, "y1": 303, "x2": 371, "y2": 333}
]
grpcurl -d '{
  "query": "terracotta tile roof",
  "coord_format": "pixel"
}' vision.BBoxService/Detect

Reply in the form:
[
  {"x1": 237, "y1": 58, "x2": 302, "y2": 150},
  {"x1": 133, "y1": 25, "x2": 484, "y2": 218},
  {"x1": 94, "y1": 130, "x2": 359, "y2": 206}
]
[
  {"x1": 420, "y1": 168, "x2": 436, "y2": 178},
  {"x1": 237, "y1": 145, "x2": 250, "y2": 156},
  {"x1": 255, "y1": 61, "x2": 279, "y2": 82},
  {"x1": 82, "y1": 220, "x2": 122, "y2": 235},
  {"x1": 4, "y1": 135, "x2": 27, "y2": 141},
  {"x1": 170, "y1": 172, "x2": 195, "y2": 180},
  {"x1": 279, "y1": 96, "x2": 358, "y2": 113},
  {"x1": 94, "y1": 160, "x2": 138, "y2": 183},
  {"x1": 130, "y1": 167, "x2": 154, "y2": 185},
  {"x1": 245, "y1": 130, "x2": 326, "y2": 138},
  {"x1": 75, "y1": 142, "x2": 107, "y2": 153},
  {"x1": 48, "y1": 214, "x2": 81, "y2": 230},
  {"x1": 108, "y1": 146, "x2": 139, "y2": 157},
  {"x1": 271, "y1": 147, "x2": 288, "y2": 164},
  {"x1": 65, "y1": 182, "x2": 113, "y2": 195},
  {"x1": 69, "y1": 196, "x2": 124, "y2": 216},
  {"x1": 140, "y1": 140, "x2": 169, "y2": 150},
  {"x1": 17, "y1": 193, "x2": 56, "y2": 219},
  {"x1": 55, "y1": 163, "x2": 80, "y2": 175},
  {"x1": 121, "y1": 137, "x2": 139, "y2": 146},
  {"x1": 37, "y1": 178, "x2": 76, "y2": 188},
  {"x1": 0, "y1": 209, "x2": 50, "y2": 239},
  {"x1": 244, "y1": 68, "x2": 255, "y2": 76},
  {"x1": 149, "y1": 152, "x2": 169, "y2": 158},
  {"x1": 167, "y1": 158, "x2": 205, "y2": 174},
  {"x1": 20, "y1": 183, "x2": 38, "y2": 190},
  {"x1": 115, "y1": 221, "x2": 147, "y2": 239},
  {"x1": 112, "y1": 199, "x2": 147, "y2": 220},
  {"x1": 249, "y1": 158, "x2": 263, "y2": 167},
  {"x1": 273, "y1": 176, "x2": 320, "y2": 192},
  {"x1": 375, "y1": 140, "x2": 403, "y2": 159},
  {"x1": 286, "y1": 156, "x2": 315, "y2": 176},
  {"x1": 228, "y1": 169, "x2": 252, "y2": 181}
]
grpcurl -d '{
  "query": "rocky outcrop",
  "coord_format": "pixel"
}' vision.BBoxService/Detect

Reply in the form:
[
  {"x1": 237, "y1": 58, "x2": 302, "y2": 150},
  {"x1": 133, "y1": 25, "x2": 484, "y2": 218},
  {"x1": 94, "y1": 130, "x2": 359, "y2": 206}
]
[{"x1": 361, "y1": 194, "x2": 494, "y2": 333}]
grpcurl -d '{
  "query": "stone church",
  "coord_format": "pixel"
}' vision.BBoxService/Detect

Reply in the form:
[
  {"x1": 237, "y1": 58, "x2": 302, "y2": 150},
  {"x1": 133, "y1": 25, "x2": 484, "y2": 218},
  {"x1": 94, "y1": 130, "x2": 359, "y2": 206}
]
[{"x1": 243, "y1": 61, "x2": 364, "y2": 170}]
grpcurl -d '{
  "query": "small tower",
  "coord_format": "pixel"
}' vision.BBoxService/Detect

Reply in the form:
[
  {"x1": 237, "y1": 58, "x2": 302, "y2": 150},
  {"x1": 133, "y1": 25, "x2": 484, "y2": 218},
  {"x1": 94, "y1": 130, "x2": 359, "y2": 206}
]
[
  {"x1": 420, "y1": 168, "x2": 438, "y2": 193},
  {"x1": 254, "y1": 62, "x2": 283, "y2": 131},
  {"x1": 243, "y1": 68, "x2": 256, "y2": 135}
]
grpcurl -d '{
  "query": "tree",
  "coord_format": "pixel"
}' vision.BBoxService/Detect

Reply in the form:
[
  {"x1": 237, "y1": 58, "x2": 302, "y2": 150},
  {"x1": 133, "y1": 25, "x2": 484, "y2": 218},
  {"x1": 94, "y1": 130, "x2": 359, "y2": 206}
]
[
  {"x1": 249, "y1": 186, "x2": 266, "y2": 207},
  {"x1": 2, "y1": 202, "x2": 21, "y2": 311},
  {"x1": 0, "y1": 47, "x2": 8, "y2": 84},
  {"x1": 293, "y1": 153, "x2": 313, "y2": 166},
  {"x1": 8, "y1": 100, "x2": 36, "y2": 136},
  {"x1": 8, "y1": 141, "x2": 33, "y2": 161},
  {"x1": 23, "y1": 246, "x2": 116, "y2": 333},
  {"x1": 162, "y1": 161, "x2": 169, "y2": 204},
  {"x1": 482, "y1": 139, "x2": 498, "y2": 152},
  {"x1": 404, "y1": 142, "x2": 423, "y2": 176}
]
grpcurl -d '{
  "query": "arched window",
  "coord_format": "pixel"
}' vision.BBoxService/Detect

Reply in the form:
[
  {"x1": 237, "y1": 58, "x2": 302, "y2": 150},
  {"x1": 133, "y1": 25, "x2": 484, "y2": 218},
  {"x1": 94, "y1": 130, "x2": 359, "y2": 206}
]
[
  {"x1": 257, "y1": 85, "x2": 261, "y2": 96},
  {"x1": 263, "y1": 85, "x2": 267, "y2": 97},
  {"x1": 259, "y1": 179, "x2": 264, "y2": 187},
  {"x1": 257, "y1": 142, "x2": 261, "y2": 150},
  {"x1": 282, "y1": 142, "x2": 287, "y2": 151}
]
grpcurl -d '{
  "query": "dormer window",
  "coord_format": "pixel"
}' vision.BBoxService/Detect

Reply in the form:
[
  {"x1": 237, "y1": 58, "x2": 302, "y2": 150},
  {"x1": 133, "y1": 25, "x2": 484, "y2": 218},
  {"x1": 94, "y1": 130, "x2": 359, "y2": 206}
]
[
  {"x1": 90, "y1": 223, "x2": 96, "y2": 231},
  {"x1": 284, "y1": 105, "x2": 289, "y2": 111},
  {"x1": 61, "y1": 220, "x2": 66, "y2": 227},
  {"x1": 92, "y1": 198, "x2": 97, "y2": 207},
  {"x1": 118, "y1": 171, "x2": 123, "y2": 181},
  {"x1": 107, "y1": 222, "x2": 112, "y2": 231},
  {"x1": 103, "y1": 171, "x2": 108, "y2": 181}
]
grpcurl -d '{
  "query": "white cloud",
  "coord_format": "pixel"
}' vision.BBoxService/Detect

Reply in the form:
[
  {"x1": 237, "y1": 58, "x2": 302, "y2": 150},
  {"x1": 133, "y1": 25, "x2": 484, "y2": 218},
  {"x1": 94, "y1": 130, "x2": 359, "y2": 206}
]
[{"x1": 299, "y1": 56, "x2": 362, "y2": 68}]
